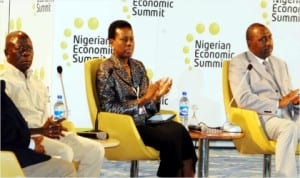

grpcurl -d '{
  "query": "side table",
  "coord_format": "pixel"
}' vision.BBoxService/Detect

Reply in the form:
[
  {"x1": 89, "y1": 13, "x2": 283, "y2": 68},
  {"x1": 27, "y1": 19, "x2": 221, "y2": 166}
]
[{"x1": 189, "y1": 130, "x2": 244, "y2": 177}]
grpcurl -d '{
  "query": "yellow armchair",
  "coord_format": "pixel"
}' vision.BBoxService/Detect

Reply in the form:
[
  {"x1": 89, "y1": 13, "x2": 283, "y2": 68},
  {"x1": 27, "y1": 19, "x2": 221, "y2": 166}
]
[
  {"x1": 0, "y1": 151, "x2": 25, "y2": 177},
  {"x1": 222, "y1": 60, "x2": 300, "y2": 177},
  {"x1": 84, "y1": 58, "x2": 179, "y2": 177}
]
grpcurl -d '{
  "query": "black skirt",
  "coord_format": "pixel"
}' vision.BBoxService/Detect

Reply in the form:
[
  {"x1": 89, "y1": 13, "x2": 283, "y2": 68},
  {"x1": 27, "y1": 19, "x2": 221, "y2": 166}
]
[{"x1": 137, "y1": 121, "x2": 198, "y2": 177}]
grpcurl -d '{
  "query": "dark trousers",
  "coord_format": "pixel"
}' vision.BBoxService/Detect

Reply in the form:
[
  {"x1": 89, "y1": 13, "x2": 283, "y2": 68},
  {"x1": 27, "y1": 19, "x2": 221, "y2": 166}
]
[{"x1": 137, "y1": 121, "x2": 197, "y2": 177}]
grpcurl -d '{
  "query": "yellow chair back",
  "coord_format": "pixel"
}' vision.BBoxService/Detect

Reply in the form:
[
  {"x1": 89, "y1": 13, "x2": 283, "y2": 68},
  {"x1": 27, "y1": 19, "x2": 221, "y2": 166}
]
[{"x1": 84, "y1": 58, "x2": 105, "y2": 127}]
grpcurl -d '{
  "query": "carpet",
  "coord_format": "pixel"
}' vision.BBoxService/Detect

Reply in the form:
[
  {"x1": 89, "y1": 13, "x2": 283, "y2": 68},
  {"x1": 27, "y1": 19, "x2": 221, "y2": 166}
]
[{"x1": 100, "y1": 147, "x2": 300, "y2": 177}]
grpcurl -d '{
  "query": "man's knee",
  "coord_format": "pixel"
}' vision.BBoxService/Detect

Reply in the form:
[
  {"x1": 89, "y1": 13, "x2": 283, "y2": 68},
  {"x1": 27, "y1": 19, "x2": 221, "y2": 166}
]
[
  {"x1": 86, "y1": 142, "x2": 105, "y2": 164},
  {"x1": 57, "y1": 144, "x2": 74, "y2": 162},
  {"x1": 51, "y1": 158, "x2": 77, "y2": 177},
  {"x1": 93, "y1": 142, "x2": 105, "y2": 158},
  {"x1": 280, "y1": 121, "x2": 298, "y2": 142},
  {"x1": 282, "y1": 121, "x2": 297, "y2": 133}
]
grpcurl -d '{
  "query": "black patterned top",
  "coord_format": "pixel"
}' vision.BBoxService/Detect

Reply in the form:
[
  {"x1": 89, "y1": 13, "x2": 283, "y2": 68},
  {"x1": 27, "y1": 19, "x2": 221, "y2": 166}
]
[{"x1": 96, "y1": 56, "x2": 159, "y2": 125}]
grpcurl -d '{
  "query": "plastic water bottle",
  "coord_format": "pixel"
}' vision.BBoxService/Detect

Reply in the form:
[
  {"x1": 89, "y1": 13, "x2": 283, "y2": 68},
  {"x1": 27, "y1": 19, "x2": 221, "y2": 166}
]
[
  {"x1": 179, "y1": 91, "x2": 189, "y2": 128},
  {"x1": 53, "y1": 95, "x2": 66, "y2": 120}
]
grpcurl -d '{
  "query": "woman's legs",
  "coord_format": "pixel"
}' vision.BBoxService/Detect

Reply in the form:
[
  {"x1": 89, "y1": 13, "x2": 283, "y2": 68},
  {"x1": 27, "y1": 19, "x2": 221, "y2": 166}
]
[
  {"x1": 137, "y1": 121, "x2": 197, "y2": 177},
  {"x1": 182, "y1": 158, "x2": 195, "y2": 177}
]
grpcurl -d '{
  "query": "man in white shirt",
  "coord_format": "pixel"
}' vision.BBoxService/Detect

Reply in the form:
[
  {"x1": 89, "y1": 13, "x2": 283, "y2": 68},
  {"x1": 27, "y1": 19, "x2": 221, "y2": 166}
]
[{"x1": 1, "y1": 30, "x2": 105, "y2": 177}]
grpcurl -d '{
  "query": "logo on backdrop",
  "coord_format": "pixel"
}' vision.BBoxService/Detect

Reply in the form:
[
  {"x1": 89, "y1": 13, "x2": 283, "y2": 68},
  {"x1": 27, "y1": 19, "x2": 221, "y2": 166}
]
[
  {"x1": 122, "y1": 0, "x2": 175, "y2": 19},
  {"x1": 182, "y1": 22, "x2": 235, "y2": 70},
  {"x1": 59, "y1": 17, "x2": 112, "y2": 66},
  {"x1": 33, "y1": 0, "x2": 54, "y2": 15},
  {"x1": 260, "y1": 0, "x2": 300, "y2": 23}
]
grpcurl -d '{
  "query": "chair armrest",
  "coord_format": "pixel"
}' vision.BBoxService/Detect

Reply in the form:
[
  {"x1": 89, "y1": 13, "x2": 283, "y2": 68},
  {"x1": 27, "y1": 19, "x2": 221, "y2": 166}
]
[
  {"x1": 0, "y1": 151, "x2": 25, "y2": 177},
  {"x1": 98, "y1": 112, "x2": 159, "y2": 160},
  {"x1": 230, "y1": 107, "x2": 275, "y2": 154},
  {"x1": 99, "y1": 112, "x2": 142, "y2": 140},
  {"x1": 61, "y1": 120, "x2": 76, "y2": 133},
  {"x1": 230, "y1": 107, "x2": 270, "y2": 141}
]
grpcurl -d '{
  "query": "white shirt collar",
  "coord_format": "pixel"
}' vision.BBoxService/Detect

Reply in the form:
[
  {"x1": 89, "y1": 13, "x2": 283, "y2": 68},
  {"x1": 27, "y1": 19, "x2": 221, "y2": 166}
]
[{"x1": 4, "y1": 62, "x2": 33, "y2": 78}]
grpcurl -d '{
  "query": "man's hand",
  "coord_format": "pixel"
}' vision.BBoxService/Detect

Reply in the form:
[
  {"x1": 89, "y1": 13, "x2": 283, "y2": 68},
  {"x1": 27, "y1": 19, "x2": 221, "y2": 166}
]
[
  {"x1": 279, "y1": 89, "x2": 299, "y2": 108},
  {"x1": 41, "y1": 116, "x2": 67, "y2": 139},
  {"x1": 32, "y1": 136, "x2": 45, "y2": 154},
  {"x1": 292, "y1": 93, "x2": 300, "y2": 105}
]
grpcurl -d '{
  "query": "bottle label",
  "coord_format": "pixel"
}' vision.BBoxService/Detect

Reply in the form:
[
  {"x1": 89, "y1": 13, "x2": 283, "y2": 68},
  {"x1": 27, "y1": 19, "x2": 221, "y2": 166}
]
[
  {"x1": 179, "y1": 105, "x2": 189, "y2": 117},
  {"x1": 54, "y1": 109, "x2": 64, "y2": 120}
]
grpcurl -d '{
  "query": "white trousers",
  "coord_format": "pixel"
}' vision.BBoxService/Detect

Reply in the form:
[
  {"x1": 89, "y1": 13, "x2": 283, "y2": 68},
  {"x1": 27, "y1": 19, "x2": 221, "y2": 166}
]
[
  {"x1": 42, "y1": 132, "x2": 105, "y2": 177},
  {"x1": 23, "y1": 158, "x2": 77, "y2": 177},
  {"x1": 265, "y1": 116, "x2": 300, "y2": 177}
]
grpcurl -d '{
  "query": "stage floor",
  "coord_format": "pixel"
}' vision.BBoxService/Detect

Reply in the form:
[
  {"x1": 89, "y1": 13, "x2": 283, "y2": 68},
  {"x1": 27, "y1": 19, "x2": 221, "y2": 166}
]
[{"x1": 100, "y1": 147, "x2": 300, "y2": 177}]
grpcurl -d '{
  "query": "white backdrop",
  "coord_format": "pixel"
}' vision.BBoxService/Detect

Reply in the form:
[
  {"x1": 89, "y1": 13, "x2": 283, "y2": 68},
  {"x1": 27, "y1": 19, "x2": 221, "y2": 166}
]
[
  {"x1": 1, "y1": 0, "x2": 299, "y2": 133},
  {"x1": 0, "y1": 0, "x2": 9, "y2": 64}
]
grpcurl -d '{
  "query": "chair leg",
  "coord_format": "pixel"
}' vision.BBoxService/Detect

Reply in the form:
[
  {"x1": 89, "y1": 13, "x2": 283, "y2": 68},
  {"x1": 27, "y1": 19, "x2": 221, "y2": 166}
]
[
  {"x1": 130, "y1": 160, "x2": 139, "y2": 178},
  {"x1": 263, "y1": 154, "x2": 271, "y2": 178}
]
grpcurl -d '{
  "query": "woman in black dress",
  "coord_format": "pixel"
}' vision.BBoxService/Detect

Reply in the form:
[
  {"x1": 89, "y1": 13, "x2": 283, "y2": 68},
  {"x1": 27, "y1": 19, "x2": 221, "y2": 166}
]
[{"x1": 96, "y1": 19, "x2": 197, "y2": 177}]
